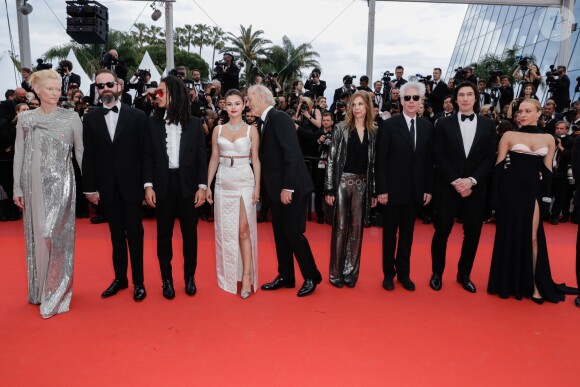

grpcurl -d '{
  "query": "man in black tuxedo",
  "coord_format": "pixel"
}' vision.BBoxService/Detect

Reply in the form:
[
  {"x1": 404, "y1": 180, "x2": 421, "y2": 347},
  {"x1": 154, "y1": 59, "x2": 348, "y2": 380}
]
[
  {"x1": 426, "y1": 68, "x2": 448, "y2": 114},
  {"x1": 59, "y1": 60, "x2": 81, "y2": 97},
  {"x1": 498, "y1": 76, "x2": 514, "y2": 112},
  {"x1": 372, "y1": 80, "x2": 385, "y2": 111},
  {"x1": 430, "y1": 81, "x2": 497, "y2": 293},
  {"x1": 541, "y1": 100, "x2": 564, "y2": 134},
  {"x1": 331, "y1": 75, "x2": 357, "y2": 111},
  {"x1": 248, "y1": 85, "x2": 322, "y2": 297},
  {"x1": 143, "y1": 76, "x2": 207, "y2": 299},
  {"x1": 20, "y1": 68, "x2": 33, "y2": 92},
  {"x1": 552, "y1": 66, "x2": 571, "y2": 113},
  {"x1": 433, "y1": 95, "x2": 455, "y2": 124},
  {"x1": 375, "y1": 81, "x2": 434, "y2": 292},
  {"x1": 477, "y1": 80, "x2": 491, "y2": 109},
  {"x1": 82, "y1": 69, "x2": 148, "y2": 302}
]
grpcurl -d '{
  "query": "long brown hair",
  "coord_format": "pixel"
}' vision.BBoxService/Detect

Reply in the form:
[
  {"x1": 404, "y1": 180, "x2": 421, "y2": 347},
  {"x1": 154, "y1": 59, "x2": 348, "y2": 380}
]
[{"x1": 344, "y1": 91, "x2": 376, "y2": 133}]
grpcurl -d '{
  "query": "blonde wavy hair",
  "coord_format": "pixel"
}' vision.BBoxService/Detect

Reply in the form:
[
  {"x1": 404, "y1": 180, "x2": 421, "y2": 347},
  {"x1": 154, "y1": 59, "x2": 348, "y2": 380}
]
[{"x1": 344, "y1": 90, "x2": 376, "y2": 133}]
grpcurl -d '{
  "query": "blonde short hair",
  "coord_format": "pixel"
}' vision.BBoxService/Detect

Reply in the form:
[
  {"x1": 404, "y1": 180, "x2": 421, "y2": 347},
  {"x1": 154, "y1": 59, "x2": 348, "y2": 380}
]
[{"x1": 30, "y1": 69, "x2": 61, "y2": 92}]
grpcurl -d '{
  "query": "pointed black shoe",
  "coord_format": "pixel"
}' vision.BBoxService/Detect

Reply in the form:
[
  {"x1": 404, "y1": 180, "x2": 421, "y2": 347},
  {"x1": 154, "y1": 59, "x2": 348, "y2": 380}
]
[
  {"x1": 297, "y1": 277, "x2": 322, "y2": 297},
  {"x1": 101, "y1": 278, "x2": 128, "y2": 298},
  {"x1": 382, "y1": 278, "x2": 395, "y2": 291},
  {"x1": 162, "y1": 280, "x2": 175, "y2": 300},
  {"x1": 456, "y1": 274, "x2": 476, "y2": 293},
  {"x1": 185, "y1": 277, "x2": 197, "y2": 296},
  {"x1": 429, "y1": 273, "x2": 442, "y2": 291},
  {"x1": 261, "y1": 276, "x2": 295, "y2": 290},
  {"x1": 133, "y1": 284, "x2": 147, "y2": 302},
  {"x1": 398, "y1": 277, "x2": 416, "y2": 291}
]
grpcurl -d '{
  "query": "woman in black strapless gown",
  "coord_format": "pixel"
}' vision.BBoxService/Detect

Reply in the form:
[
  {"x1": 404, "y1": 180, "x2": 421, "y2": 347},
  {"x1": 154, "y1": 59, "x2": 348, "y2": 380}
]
[{"x1": 488, "y1": 99, "x2": 575, "y2": 303}]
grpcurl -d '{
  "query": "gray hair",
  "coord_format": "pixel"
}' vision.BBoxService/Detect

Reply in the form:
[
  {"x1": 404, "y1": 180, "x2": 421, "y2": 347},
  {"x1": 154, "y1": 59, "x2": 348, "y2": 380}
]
[
  {"x1": 212, "y1": 79, "x2": 221, "y2": 87},
  {"x1": 555, "y1": 120, "x2": 570, "y2": 130},
  {"x1": 400, "y1": 81, "x2": 425, "y2": 99},
  {"x1": 249, "y1": 85, "x2": 275, "y2": 106}
]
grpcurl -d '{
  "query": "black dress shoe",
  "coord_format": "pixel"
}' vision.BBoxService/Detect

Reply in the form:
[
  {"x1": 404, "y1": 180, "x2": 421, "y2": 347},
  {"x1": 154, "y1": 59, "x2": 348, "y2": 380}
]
[
  {"x1": 297, "y1": 277, "x2": 321, "y2": 297},
  {"x1": 422, "y1": 216, "x2": 432, "y2": 225},
  {"x1": 256, "y1": 215, "x2": 267, "y2": 223},
  {"x1": 398, "y1": 277, "x2": 416, "y2": 291},
  {"x1": 561, "y1": 215, "x2": 569, "y2": 223},
  {"x1": 261, "y1": 276, "x2": 295, "y2": 290},
  {"x1": 344, "y1": 282, "x2": 356, "y2": 288},
  {"x1": 532, "y1": 296, "x2": 544, "y2": 305},
  {"x1": 133, "y1": 284, "x2": 147, "y2": 302},
  {"x1": 575, "y1": 297, "x2": 580, "y2": 308},
  {"x1": 101, "y1": 278, "x2": 128, "y2": 298},
  {"x1": 382, "y1": 278, "x2": 394, "y2": 291},
  {"x1": 8, "y1": 213, "x2": 20, "y2": 221},
  {"x1": 185, "y1": 277, "x2": 197, "y2": 296},
  {"x1": 90, "y1": 215, "x2": 107, "y2": 224},
  {"x1": 429, "y1": 273, "x2": 442, "y2": 291},
  {"x1": 457, "y1": 274, "x2": 476, "y2": 293},
  {"x1": 162, "y1": 280, "x2": 175, "y2": 300}
]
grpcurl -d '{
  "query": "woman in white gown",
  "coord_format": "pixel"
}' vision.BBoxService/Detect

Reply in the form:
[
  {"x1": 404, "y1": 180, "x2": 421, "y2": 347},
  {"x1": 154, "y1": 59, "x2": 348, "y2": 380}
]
[{"x1": 207, "y1": 89, "x2": 260, "y2": 298}]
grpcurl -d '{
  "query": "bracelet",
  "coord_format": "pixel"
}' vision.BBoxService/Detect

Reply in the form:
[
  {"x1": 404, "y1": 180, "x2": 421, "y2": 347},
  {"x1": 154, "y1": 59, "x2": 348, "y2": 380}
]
[{"x1": 541, "y1": 197, "x2": 552, "y2": 203}]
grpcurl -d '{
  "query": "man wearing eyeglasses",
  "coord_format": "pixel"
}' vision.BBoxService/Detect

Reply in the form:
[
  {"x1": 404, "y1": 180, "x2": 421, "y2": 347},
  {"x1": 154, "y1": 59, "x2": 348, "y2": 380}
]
[
  {"x1": 430, "y1": 81, "x2": 496, "y2": 293},
  {"x1": 82, "y1": 68, "x2": 149, "y2": 302},
  {"x1": 375, "y1": 81, "x2": 434, "y2": 293}
]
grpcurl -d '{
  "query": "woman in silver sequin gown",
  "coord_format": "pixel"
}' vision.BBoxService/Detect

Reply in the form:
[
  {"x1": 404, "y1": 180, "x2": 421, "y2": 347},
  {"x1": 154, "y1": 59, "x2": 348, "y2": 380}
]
[
  {"x1": 13, "y1": 70, "x2": 83, "y2": 318},
  {"x1": 325, "y1": 91, "x2": 377, "y2": 288},
  {"x1": 207, "y1": 89, "x2": 260, "y2": 298}
]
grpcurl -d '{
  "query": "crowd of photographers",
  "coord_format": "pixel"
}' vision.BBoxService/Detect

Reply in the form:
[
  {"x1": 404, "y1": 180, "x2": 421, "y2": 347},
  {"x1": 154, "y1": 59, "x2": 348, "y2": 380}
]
[{"x1": 1, "y1": 50, "x2": 579, "y2": 227}]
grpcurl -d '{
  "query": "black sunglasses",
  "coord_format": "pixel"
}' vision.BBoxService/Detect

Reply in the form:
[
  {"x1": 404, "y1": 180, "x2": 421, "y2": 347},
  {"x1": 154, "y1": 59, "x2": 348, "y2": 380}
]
[
  {"x1": 403, "y1": 95, "x2": 421, "y2": 101},
  {"x1": 96, "y1": 82, "x2": 117, "y2": 90}
]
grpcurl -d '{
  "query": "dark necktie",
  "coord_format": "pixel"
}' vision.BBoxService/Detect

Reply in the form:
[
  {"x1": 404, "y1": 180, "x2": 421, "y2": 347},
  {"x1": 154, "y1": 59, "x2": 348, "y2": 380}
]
[
  {"x1": 461, "y1": 113, "x2": 475, "y2": 122},
  {"x1": 410, "y1": 118, "x2": 415, "y2": 150},
  {"x1": 104, "y1": 106, "x2": 119, "y2": 115}
]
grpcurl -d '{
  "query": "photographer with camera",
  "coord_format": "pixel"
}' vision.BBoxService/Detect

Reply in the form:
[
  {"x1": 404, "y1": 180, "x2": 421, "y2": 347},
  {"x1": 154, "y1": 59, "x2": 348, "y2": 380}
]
[
  {"x1": 331, "y1": 75, "x2": 357, "y2": 111},
  {"x1": 295, "y1": 97, "x2": 322, "y2": 157},
  {"x1": 311, "y1": 112, "x2": 335, "y2": 224},
  {"x1": 426, "y1": 68, "x2": 448, "y2": 114},
  {"x1": 128, "y1": 69, "x2": 158, "y2": 97},
  {"x1": 264, "y1": 72, "x2": 282, "y2": 96},
  {"x1": 382, "y1": 87, "x2": 402, "y2": 115},
  {"x1": 548, "y1": 65, "x2": 571, "y2": 113},
  {"x1": 218, "y1": 53, "x2": 239, "y2": 94},
  {"x1": 357, "y1": 76, "x2": 373, "y2": 92},
  {"x1": 305, "y1": 68, "x2": 326, "y2": 100},
  {"x1": 58, "y1": 60, "x2": 81, "y2": 97},
  {"x1": 512, "y1": 58, "x2": 541, "y2": 91}
]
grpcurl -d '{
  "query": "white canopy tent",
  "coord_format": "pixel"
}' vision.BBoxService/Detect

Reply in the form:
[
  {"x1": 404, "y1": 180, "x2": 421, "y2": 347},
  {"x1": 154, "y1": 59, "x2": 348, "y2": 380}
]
[{"x1": 66, "y1": 49, "x2": 93, "y2": 95}]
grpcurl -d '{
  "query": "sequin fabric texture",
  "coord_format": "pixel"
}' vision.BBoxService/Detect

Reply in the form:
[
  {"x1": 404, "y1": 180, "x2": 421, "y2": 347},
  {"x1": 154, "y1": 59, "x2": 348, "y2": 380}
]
[{"x1": 13, "y1": 108, "x2": 83, "y2": 318}]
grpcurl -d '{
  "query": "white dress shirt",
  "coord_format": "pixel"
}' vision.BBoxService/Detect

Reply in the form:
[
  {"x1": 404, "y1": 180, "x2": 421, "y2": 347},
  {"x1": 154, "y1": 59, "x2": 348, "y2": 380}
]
[
  {"x1": 458, "y1": 113, "x2": 477, "y2": 156},
  {"x1": 104, "y1": 100, "x2": 122, "y2": 141},
  {"x1": 165, "y1": 120, "x2": 182, "y2": 169},
  {"x1": 402, "y1": 112, "x2": 417, "y2": 148}
]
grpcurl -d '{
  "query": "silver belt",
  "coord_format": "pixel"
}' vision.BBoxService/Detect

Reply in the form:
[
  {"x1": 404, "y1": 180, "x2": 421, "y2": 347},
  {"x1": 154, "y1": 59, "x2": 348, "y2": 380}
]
[
  {"x1": 219, "y1": 156, "x2": 251, "y2": 167},
  {"x1": 341, "y1": 173, "x2": 366, "y2": 186}
]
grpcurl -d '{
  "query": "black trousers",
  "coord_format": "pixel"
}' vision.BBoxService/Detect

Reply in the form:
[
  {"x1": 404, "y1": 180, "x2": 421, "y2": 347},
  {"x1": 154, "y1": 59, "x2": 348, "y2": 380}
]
[
  {"x1": 155, "y1": 169, "x2": 198, "y2": 282},
  {"x1": 552, "y1": 177, "x2": 572, "y2": 219},
  {"x1": 103, "y1": 187, "x2": 144, "y2": 285},
  {"x1": 431, "y1": 193, "x2": 485, "y2": 276},
  {"x1": 576, "y1": 213, "x2": 580, "y2": 290},
  {"x1": 270, "y1": 193, "x2": 320, "y2": 281},
  {"x1": 313, "y1": 167, "x2": 326, "y2": 217},
  {"x1": 381, "y1": 202, "x2": 417, "y2": 280}
]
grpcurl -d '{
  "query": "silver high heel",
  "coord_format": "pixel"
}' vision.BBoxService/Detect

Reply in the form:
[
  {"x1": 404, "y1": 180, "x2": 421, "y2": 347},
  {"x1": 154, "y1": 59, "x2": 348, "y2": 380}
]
[{"x1": 241, "y1": 273, "x2": 252, "y2": 299}]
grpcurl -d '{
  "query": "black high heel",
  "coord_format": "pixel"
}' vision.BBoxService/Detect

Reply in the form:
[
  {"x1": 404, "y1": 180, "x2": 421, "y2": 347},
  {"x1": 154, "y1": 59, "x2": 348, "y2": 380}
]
[{"x1": 532, "y1": 296, "x2": 544, "y2": 305}]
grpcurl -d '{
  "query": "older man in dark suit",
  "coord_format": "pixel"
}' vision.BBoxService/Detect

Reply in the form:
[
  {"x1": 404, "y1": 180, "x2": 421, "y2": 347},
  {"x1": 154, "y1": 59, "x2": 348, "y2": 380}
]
[
  {"x1": 375, "y1": 81, "x2": 434, "y2": 292},
  {"x1": 248, "y1": 85, "x2": 321, "y2": 297},
  {"x1": 82, "y1": 69, "x2": 148, "y2": 302},
  {"x1": 430, "y1": 81, "x2": 497, "y2": 293}
]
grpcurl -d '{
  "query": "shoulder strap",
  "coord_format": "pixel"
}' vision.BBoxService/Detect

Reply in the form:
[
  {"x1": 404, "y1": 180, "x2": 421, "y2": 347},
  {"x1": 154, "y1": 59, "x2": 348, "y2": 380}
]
[
  {"x1": 218, "y1": 124, "x2": 222, "y2": 137},
  {"x1": 246, "y1": 125, "x2": 251, "y2": 137}
]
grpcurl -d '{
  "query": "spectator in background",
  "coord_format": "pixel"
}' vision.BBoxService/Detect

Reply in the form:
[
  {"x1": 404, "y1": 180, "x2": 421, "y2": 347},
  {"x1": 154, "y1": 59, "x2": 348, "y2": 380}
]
[
  {"x1": 59, "y1": 60, "x2": 81, "y2": 97},
  {"x1": 498, "y1": 75, "x2": 514, "y2": 112},
  {"x1": 20, "y1": 68, "x2": 33, "y2": 92},
  {"x1": 221, "y1": 53, "x2": 240, "y2": 93},
  {"x1": 305, "y1": 68, "x2": 326, "y2": 100},
  {"x1": 357, "y1": 76, "x2": 372, "y2": 92},
  {"x1": 426, "y1": 68, "x2": 448, "y2": 114}
]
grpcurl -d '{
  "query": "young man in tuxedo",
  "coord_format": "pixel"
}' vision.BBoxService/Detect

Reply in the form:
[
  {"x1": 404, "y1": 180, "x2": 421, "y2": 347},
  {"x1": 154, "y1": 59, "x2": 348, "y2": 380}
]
[
  {"x1": 426, "y1": 68, "x2": 448, "y2": 114},
  {"x1": 433, "y1": 95, "x2": 455, "y2": 123},
  {"x1": 430, "y1": 81, "x2": 497, "y2": 293},
  {"x1": 477, "y1": 80, "x2": 491, "y2": 109},
  {"x1": 82, "y1": 69, "x2": 149, "y2": 302},
  {"x1": 59, "y1": 60, "x2": 81, "y2": 97},
  {"x1": 375, "y1": 81, "x2": 434, "y2": 292},
  {"x1": 247, "y1": 85, "x2": 322, "y2": 297}
]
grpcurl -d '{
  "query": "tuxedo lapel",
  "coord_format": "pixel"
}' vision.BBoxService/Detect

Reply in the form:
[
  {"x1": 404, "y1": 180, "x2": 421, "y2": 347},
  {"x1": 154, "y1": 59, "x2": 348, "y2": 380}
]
[
  {"x1": 450, "y1": 115, "x2": 467, "y2": 158},
  {"x1": 112, "y1": 104, "x2": 128, "y2": 143},
  {"x1": 260, "y1": 109, "x2": 275, "y2": 157},
  {"x1": 98, "y1": 108, "x2": 113, "y2": 145},
  {"x1": 467, "y1": 118, "x2": 484, "y2": 158},
  {"x1": 397, "y1": 115, "x2": 414, "y2": 152},
  {"x1": 178, "y1": 119, "x2": 191, "y2": 163}
]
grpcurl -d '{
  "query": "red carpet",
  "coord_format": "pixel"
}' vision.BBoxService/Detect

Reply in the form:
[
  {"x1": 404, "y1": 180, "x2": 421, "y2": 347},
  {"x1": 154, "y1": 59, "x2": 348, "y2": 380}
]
[{"x1": 1, "y1": 217, "x2": 578, "y2": 386}]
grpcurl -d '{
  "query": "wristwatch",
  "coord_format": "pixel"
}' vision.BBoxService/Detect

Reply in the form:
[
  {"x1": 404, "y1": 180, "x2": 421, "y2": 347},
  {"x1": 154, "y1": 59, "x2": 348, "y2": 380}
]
[{"x1": 468, "y1": 177, "x2": 477, "y2": 185}]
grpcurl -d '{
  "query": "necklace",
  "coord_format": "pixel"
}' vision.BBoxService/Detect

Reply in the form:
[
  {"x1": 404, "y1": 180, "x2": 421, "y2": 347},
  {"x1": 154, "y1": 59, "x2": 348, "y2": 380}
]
[{"x1": 226, "y1": 122, "x2": 244, "y2": 132}]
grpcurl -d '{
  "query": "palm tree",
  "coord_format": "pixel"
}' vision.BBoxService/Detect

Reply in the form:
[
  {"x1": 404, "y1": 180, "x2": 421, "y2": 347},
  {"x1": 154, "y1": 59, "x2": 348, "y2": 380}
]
[
  {"x1": 222, "y1": 25, "x2": 271, "y2": 85},
  {"x1": 131, "y1": 22, "x2": 148, "y2": 50},
  {"x1": 174, "y1": 26, "x2": 186, "y2": 51},
  {"x1": 264, "y1": 35, "x2": 320, "y2": 91},
  {"x1": 145, "y1": 25, "x2": 165, "y2": 46},
  {"x1": 208, "y1": 26, "x2": 226, "y2": 68},
  {"x1": 192, "y1": 23, "x2": 210, "y2": 55},
  {"x1": 181, "y1": 24, "x2": 195, "y2": 53}
]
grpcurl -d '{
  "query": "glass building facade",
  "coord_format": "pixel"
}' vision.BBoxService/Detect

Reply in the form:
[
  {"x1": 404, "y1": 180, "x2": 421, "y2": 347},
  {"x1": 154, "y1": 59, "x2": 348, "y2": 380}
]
[{"x1": 446, "y1": 2, "x2": 580, "y2": 105}]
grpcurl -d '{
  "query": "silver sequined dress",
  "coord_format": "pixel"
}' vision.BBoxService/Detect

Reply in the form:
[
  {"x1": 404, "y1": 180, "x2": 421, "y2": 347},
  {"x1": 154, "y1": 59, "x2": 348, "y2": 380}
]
[{"x1": 13, "y1": 108, "x2": 83, "y2": 319}]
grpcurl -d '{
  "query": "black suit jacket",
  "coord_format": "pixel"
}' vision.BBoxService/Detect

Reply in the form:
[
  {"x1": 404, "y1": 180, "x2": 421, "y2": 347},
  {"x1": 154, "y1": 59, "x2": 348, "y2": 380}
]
[
  {"x1": 82, "y1": 103, "x2": 148, "y2": 205},
  {"x1": 62, "y1": 73, "x2": 81, "y2": 95},
  {"x1": 259, "y1": 108, "x2": 314, "y2": 203},
  {"x1": 375, "y1": 114, "x2": 433, "y2": 205},
  {"x1": 143, "y1": 116, "x2": 207, "y2": 199},
  {"x1": 428, "y1": 80, "x2": 448, "y2": 114},
  {"x1": 304, "y1": 79, "x2": 326, "y2": 100},
  {"x1": 433, "y1": 114, "x2": 497, "y2": 197},
  {"x1": 478, "y1": 92, "x2": 491, "y2": 108},
  {"x1": 572, "y1": 136, "x2": 580, "y2": 206}
]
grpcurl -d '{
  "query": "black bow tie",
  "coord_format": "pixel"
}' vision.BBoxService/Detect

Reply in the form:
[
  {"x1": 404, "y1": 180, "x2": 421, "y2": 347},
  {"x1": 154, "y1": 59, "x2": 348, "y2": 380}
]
[
  {"x1": 461, "y1": 113, "x2": 475, "y2": 122},
  {"x1": 104, "y1": 106, "x2": 119, "y2": 115}
]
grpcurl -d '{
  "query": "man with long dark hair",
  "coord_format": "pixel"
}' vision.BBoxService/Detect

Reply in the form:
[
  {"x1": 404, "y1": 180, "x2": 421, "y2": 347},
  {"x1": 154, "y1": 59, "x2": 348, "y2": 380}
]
[{"x1": 143, "y1": 76, "x2": 207, "y2": 299}]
